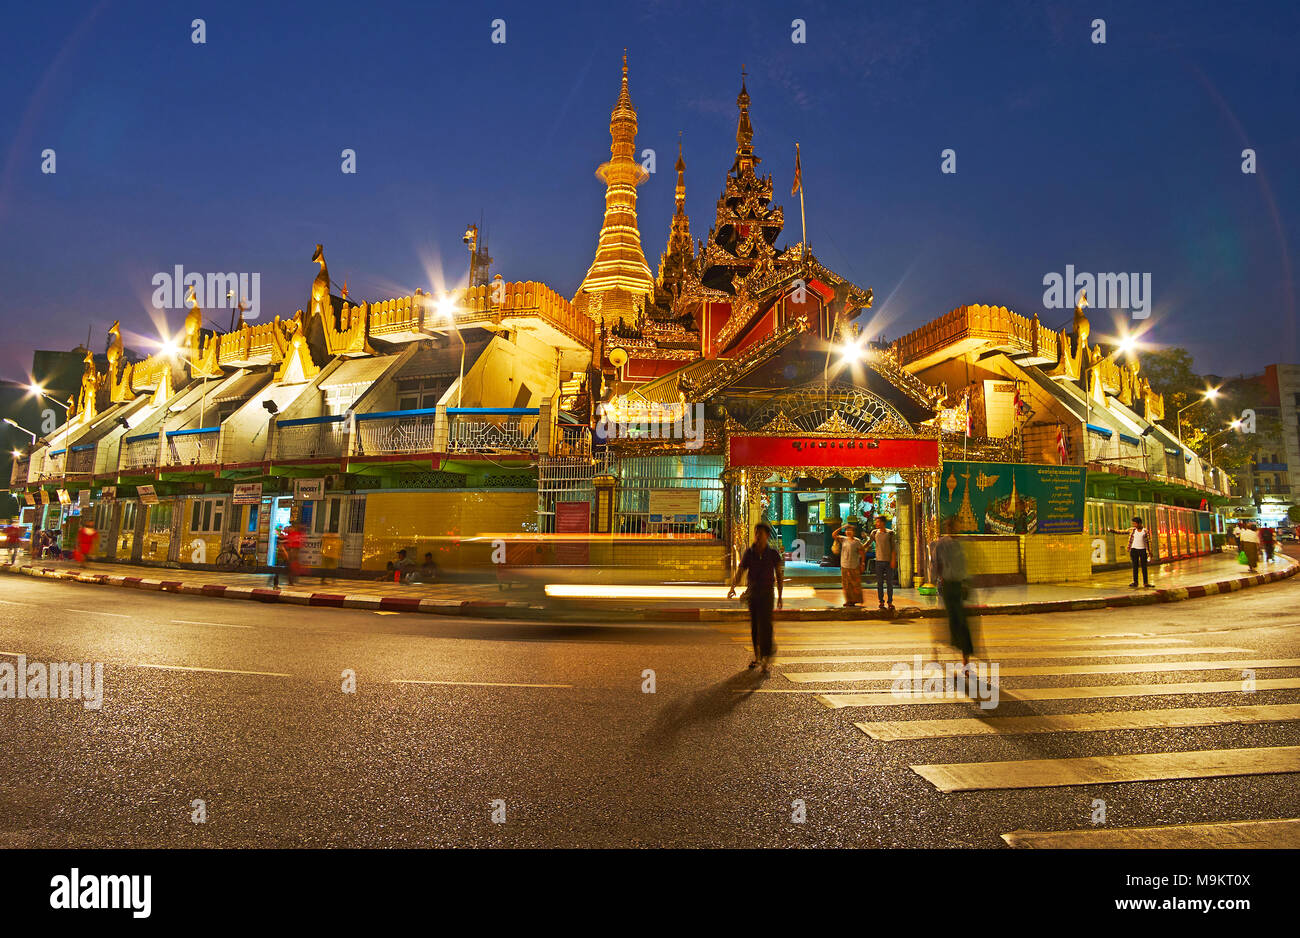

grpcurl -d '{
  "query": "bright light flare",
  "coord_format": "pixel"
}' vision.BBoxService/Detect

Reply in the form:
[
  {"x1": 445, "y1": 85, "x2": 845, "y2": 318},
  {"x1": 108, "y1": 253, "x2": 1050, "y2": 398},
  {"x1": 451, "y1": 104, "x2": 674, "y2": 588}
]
[{"x1": 544, "y1": 584, "x2": 817, "y2": 601}]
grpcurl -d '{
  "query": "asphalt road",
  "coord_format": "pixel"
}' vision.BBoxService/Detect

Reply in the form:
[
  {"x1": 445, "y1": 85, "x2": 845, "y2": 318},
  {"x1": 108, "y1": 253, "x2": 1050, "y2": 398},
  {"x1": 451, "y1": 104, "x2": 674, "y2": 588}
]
[{"x1": 1, "y1": 569, "x2": 1298, "y2": 848}]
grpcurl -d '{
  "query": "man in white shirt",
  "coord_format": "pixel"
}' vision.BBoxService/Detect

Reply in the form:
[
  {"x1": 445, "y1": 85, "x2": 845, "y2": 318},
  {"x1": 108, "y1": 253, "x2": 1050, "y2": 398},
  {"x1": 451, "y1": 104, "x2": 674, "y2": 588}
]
[
  {"x1": 831, "y1": 522, "x2": 866, "y2": 606},
  {"x1": 1111, "y1": 517, "x2": 1152, "y2": 588}
]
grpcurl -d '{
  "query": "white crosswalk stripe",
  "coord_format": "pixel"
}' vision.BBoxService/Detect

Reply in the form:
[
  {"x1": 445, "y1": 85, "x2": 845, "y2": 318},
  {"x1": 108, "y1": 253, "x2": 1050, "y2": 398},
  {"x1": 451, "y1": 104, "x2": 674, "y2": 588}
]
[{"x1": 729, "y1": 619, "x2": 1300, "y2": 845}]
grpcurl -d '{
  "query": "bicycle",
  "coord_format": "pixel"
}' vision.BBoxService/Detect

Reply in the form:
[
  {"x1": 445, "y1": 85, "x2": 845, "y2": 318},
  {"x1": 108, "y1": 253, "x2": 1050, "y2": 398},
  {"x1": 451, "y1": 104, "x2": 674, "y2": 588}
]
[{"x1": 215, "y1": 535, "x2": 258, "y2": 570}]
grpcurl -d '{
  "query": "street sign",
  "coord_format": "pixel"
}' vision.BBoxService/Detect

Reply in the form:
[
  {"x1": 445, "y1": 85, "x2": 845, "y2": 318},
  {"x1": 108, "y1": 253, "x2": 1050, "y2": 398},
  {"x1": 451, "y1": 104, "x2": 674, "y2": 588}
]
[
  {"x1": 57, "y1": 489, "x2": 71, "y2": 505},
  {"x1": 138, "y1": 484, "x2": 159, "y2": 505},
  {"x1": 100, "y1": 486, "x2": 117, "y2": 501}
]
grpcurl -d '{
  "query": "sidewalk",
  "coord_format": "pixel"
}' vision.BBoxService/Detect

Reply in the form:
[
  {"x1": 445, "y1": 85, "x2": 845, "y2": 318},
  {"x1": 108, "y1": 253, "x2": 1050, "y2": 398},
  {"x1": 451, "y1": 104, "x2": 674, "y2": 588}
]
[{"x1": 2, "y1": 549, "x2": 1295, "y2": 621}]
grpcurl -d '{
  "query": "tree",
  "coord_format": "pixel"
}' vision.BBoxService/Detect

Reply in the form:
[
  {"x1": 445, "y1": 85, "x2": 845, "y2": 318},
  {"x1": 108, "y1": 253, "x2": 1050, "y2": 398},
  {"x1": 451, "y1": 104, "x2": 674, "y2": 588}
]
[{"x1": 1139, "y1": 347, "x2": 1277, "y2": 477}]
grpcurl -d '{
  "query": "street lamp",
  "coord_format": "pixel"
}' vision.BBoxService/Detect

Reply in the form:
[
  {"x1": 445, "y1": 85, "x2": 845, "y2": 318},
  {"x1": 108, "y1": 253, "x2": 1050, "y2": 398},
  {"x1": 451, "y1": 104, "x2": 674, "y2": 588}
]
[
  {"x1": 1176, "y1": 387, "x2": 1220, "y2": 453},
  {"x1": 421, "y1": 292, "x2": 465, "y2": 407},
  {"x1": 3, "y1": 418, "x2": 37, "y2": 443},
  {"x1": 1205, "y1": 419, "x2": 1242, "y2": 469},
  {"x1": 28, "y1": 382, "x2": 69, "y2": 411}
]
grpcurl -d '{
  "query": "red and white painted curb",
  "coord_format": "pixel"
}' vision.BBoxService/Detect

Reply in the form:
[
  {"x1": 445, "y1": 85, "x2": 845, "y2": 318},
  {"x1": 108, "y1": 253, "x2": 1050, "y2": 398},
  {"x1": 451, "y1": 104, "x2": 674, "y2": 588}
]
[{"x1": 2, "y1": 558, "x2": 1295, "y2": 621}]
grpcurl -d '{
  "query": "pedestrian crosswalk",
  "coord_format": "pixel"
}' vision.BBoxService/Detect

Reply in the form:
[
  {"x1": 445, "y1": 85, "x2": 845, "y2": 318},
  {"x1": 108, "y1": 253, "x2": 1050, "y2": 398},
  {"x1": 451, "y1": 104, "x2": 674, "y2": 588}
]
[{"x1": 715, "y1": 617, "x2": 1300, "y2": 847}]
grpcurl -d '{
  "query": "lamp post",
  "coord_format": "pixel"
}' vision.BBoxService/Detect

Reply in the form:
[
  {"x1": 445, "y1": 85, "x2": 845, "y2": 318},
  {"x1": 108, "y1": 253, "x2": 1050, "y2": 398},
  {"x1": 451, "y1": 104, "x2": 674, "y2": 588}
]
[
  {"x1": 4, "y1": 418, "x2": 37, "y2": 444},
  {"x1": 1206, "y1": 420, "x2": 1242, "y2": 470},
  {"x1": 1176, "y1": 387, "x2": 1220, "y2": 453}
]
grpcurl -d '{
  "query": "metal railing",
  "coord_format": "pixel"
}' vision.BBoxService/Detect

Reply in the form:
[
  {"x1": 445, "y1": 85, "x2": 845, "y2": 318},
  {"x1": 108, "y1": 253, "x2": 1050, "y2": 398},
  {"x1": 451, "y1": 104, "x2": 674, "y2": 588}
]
[
  {"x1": 67, "y1": 444, "x2": 96, "y2": 475},
  {"x1": 554, "y1": 424, "x2": 592, "y2": 457},
  {"x1": 274, "y1": 415, "x2": 349, "y2": 460},
  {"x1": 42, "y1": 449, "x2": 66, "y2": 478},
  {"x1": 355, "y1": 408, "x2": 439, "y2": 456},
  {"x1": 9, "y1": 457, "x2": 29, "y2": 487},
  {"x1": 447, "y1": 408, "x2": 539, "y2": 454},
  {"x1": 121, "y1": 435, "x2": 160, "y2": 470},
  {"x1": 162, "y1": 428, "x2": 220, "y2": 466}
]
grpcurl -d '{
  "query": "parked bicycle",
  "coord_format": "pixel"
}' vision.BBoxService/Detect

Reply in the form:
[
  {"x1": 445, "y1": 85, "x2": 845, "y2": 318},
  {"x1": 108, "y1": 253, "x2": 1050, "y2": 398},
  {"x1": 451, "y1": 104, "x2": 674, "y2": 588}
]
[{"x1": 215, "y1": 535, "x2": 258, "y2": 570}]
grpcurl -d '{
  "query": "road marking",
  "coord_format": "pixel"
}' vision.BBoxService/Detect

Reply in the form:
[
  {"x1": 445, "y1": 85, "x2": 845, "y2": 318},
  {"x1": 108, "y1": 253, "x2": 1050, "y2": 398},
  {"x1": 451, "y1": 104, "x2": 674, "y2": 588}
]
[
  {"x1": 911, "y1": 745, "x2": 1300, "y2": 792},
  {"x1": 815, "y1": 677, "x2": 1300, "y2": 708},
  {"x1": 784, "y1": 659, "x2": 1300, "y2": 683},
  {"x1": 1002, "y1": 818, "x2": 1300, "y2": 849},
  {"x1": 856, "y1": 704, "x2": 1300, "y2": 740},
  {"x1": 171, "y1": 619, "x2": 252, "y2": 630},
  {"x1": 138, "y1": 663, "x2": 290, "y2": 677},
  {"x1": 66, "y1": 608, "x2": 130, "y2": 618},
  {"x1": 394, "y1": 679, "x2": 573, "y2": 688},
  {"x1": 759, "y1": 638, "x2": 1195, "y2": 651},
  {"x1": 0, "y1": 599, "x2": 34, "y2": 606},
  {"x1": 772, "y1": 647, "x2": 1253, "y2": 664}
]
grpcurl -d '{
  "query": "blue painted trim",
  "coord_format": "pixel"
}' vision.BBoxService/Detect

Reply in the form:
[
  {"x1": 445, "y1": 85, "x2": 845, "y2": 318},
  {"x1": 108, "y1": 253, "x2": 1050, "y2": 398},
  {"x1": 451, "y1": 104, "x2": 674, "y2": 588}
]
[
  {"x1": 356, "y1": 407, "x2": 439, "y2": 421},
  {"x1": 124, "y1": 433, "x2": 156, "y2": 444},
  {"x1": 447, "y1": 407, "x2": 539, "y2": 415},
  {"x1": 277, "y1": 414, "x2": 345, "y2": 427},
  {"x1": 49, "y1": 449, "x2": 65, "y2": 456},
  {"x1": 1085, "y1": 423, "x2": 1113, "y2": 438},
  {"x1": 1118, "y1": 433, "x2": 1141, "y2": 446},
  {"x1": 70, "y1": 443, "x2": 95, "y2": 452},
  {"x1": 166, "y1": 426, "x2": 220, "y2": 437}
]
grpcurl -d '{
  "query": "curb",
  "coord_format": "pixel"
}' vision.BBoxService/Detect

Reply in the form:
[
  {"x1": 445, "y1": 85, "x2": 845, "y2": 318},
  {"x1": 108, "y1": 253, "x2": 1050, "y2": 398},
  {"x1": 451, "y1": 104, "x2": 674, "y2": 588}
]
[{"x1": 2, "y1": 558, "x2": 1295, "y2": 622}]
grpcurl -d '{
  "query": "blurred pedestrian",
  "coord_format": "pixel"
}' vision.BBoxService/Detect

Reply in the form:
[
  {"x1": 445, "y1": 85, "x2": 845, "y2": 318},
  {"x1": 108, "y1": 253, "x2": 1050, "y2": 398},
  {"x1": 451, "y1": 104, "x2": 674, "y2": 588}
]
[
  {"x1": 728, "y1": 523, "x2": 784, "y2": 676},
  {"x1": 73, "y1": 520, "x2": 99, "y2": 566},
  {"x1": 2, "y1": 522, "x2": 21, "y2": 564},
  {"x1": 930, "y1": 534, "x2": 974, "y2": 669},
  {"x1": 869, "y1": 515, "x2": 898, "y2": 612},
  {"x1": 1260, "y1": 525, "x2": 1276, "y2": 564},
  {"x1": 1239, "y1": 521, "x2": 1260, "y2": 572},
  {"x1": 831, "y1": 522, "x2": 865, "y2": 606},
  {"x1": 284, "y1": 522, "x2": 305, "y2": 585}
]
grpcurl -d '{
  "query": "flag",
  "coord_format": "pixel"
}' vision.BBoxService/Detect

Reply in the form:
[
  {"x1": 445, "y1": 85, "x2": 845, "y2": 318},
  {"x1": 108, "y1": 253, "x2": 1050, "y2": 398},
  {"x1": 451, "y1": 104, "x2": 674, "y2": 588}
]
[
  {"x1": 964, "y1": 390, "x2": 972, "y2": 437},
  {"x1": 791, "y1": 143, "x2": 802, "y2": 196},
  {"x1": 1056, "y1": 425, "x2": 1069, "y2": 463}
]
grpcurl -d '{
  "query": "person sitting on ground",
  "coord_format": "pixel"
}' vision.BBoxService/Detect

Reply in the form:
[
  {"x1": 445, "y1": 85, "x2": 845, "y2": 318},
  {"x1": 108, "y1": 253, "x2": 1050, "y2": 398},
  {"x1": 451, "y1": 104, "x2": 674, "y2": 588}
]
[
  {"x1": 383, "y1": 548, "x2": 418, "y2": 582},
  {"x1": 411, "y1": 551, "x2": 438, "y2": 584}
]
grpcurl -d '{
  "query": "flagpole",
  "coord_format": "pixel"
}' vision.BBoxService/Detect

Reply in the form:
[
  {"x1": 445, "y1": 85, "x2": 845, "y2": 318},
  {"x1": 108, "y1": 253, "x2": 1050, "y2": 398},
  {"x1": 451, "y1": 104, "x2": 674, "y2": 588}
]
[{"x1": 796, "y1": 143, "x2": 807, "y2": 256}]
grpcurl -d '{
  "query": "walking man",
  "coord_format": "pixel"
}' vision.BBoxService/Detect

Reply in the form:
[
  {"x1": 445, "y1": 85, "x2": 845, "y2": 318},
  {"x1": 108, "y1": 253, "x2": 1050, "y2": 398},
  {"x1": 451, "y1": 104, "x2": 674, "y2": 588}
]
[
  {"x1": 1111, "y1": 516, "x2": 1151, "y2": 587},
  {"x1": 727, "y1": 523, "x2": 784, "y2": 676},
  {"x1": 930, "y1": 534, "x2": 974, "y2": 669},
  {"x1": 831, "y1": 521, "x2": 866, "y2": 606},
  {"x1": 869, "y1": 515, "x2": 898, "y2": 612}
]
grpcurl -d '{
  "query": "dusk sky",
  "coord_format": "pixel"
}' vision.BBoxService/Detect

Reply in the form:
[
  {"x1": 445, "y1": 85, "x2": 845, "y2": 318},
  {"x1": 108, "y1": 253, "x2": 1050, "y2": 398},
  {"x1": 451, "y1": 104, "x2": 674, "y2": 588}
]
[{"x1": 1, "y1": 0, "x2": 1296, "y2": 383}]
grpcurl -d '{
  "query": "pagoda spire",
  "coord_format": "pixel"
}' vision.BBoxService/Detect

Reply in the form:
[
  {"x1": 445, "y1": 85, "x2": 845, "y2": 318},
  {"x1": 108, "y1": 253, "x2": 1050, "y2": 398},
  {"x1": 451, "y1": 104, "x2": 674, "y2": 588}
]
[
  {"x1": 574, "y1": 51, "x2": 655, "y2": 325},
  {"x1": 732, "y1": 65, "x2": 759, "y2": 175},
  {"x1": 656, "y1": 134, "x2": 695, "y2": 302}
]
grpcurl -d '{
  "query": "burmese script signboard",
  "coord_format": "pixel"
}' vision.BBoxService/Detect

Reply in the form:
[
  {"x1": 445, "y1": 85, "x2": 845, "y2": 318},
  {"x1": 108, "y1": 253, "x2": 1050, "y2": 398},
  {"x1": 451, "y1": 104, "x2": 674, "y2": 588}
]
[
  {"x1": 727, "y1": 435, "x2": 940, "y2": 470},
  {"x1": 941, "y1": 460, "x2": 1086, "y2": 535}
]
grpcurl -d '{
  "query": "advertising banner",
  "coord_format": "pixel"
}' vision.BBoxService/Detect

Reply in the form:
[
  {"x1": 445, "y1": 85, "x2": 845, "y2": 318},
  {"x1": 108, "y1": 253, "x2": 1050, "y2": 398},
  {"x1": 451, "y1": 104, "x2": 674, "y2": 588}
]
[
  {"x1": 233, "y1": 482, "x2": 263, "y2": 505},
  {"x1": 137, "y1": 485, "x2": 159, "y2": 505},
  {"x1": 294, "y1": 478, "x2": 325, "y2": 501},
  {"x1": 940, "y1": 460, "x2": 1086, "y2": 534}
]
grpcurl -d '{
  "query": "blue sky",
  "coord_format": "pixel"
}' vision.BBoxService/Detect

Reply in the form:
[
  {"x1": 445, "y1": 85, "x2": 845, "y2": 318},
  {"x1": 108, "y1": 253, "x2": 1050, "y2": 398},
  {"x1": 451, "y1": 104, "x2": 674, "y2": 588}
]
[{"x1": 0, "y1": 0, "x2": 1296, "y2": 382}]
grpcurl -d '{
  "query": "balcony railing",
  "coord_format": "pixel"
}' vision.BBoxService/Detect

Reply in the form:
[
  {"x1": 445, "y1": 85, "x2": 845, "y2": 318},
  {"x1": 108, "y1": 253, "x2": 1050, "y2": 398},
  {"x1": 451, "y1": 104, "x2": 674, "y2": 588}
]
[
  {"x1": 354, "y1": 408, "x2": 440, "y2": 456},
  {"x1": 41, "y1": 448, "x2": 67, "y2": 479},
  {"x1": 67, "y1": 443, "x2": 96, "y2": 475},
  {"x1": 447, "y1": 408, "x2": 539, "y2": 454},
  {"x1": 162, "y1": 427, "x2": 220, "y2": 466},
  {"x1": 274, "y1": 415, "x2": 349, "y2": 460},
  {"x1": 121, "y1": 435, "x2": 161, "y2": 471}
]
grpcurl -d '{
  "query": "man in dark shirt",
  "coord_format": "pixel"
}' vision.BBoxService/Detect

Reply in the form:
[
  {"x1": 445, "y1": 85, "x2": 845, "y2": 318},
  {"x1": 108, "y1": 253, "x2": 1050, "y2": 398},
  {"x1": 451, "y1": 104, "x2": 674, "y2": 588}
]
[{"x1": 727, "y1": 524, "x2": 784, "y2": 675}]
